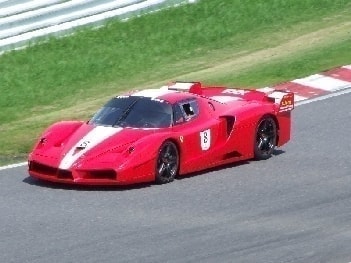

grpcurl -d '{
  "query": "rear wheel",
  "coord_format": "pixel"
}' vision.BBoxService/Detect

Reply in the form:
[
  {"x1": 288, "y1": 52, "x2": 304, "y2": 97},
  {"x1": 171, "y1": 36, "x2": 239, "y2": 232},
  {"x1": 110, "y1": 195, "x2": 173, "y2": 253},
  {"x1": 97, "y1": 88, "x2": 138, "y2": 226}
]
[
  {"x1": 254, "y1": 116, "x2": 277, "y2": 160},
  {"x1": 155, "y1": 141, "x2": 179, "y2": 184}
]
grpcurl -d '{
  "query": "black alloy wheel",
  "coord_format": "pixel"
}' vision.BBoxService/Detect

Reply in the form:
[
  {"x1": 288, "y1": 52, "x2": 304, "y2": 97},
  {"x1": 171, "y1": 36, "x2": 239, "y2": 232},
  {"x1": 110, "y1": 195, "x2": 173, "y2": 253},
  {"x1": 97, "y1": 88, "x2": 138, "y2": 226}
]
[
  {"x1": 254, "y1": 116, "x2": 277, "y2": 160},
  {"x1": 155, "y1": 141, "x2": 179, "y2": 184}
]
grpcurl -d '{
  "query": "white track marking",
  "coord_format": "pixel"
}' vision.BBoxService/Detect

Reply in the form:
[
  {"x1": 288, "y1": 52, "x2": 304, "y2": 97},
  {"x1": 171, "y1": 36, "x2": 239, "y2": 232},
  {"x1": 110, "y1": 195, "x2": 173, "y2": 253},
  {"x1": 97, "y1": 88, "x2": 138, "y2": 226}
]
[
  {"x1": 295, "y1": 87, "x2": 351, "y2": 106},
  {"x1": 293, "y1": 94, "x2": 308, "y2": 102},
  {"x1": 1, "y1": 0, "x2": 193, "y2": 53},
  {"x1": 342, "y1": 65, "x2": 351, "y2": 70},
  {"x1": 257, "y1": 87, "x2": 275, "y2": 93},
  {"x1": 292, "y1": 74, "x2": 351, "y2": 91},
  {"x1": 0, "y1": 162, "x2": 27, "y2": 171}
]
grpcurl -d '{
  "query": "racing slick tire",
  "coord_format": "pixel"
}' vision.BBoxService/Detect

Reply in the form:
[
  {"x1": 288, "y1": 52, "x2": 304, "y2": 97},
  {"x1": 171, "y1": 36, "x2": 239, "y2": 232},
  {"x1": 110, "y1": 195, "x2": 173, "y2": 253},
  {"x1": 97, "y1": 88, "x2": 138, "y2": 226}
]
[
  {"x1": 254, "y1": 116, "x2": 277, "y2": 160},
  {"x1": 155, "y1": 141, "x2": 179, "y2": 184}
]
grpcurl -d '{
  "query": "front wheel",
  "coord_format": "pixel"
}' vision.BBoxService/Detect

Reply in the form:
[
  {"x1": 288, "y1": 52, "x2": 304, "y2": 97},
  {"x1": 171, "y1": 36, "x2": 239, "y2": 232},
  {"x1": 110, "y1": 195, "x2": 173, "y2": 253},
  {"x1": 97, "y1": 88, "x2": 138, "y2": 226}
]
[
  {"x1": 254, "y1": 116, "x2": 277, "y2": 160},
  {"x1": 155, "y1": 141, "x2": 179, "y2": 184}
]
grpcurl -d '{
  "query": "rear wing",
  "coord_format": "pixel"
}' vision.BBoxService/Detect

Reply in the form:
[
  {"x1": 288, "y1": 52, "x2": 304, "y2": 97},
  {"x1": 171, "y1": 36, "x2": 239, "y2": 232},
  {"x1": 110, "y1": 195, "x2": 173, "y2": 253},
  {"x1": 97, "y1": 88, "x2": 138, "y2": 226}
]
[
  {"x1": 276, "y1": 92, "x2": 294, "y2": 112},
  {"x1": 257, "y1": 87, "x2": 294, "y2": 112},
  {"x1": 166, "y1": 81, "x2": 294, "y2": 112}
]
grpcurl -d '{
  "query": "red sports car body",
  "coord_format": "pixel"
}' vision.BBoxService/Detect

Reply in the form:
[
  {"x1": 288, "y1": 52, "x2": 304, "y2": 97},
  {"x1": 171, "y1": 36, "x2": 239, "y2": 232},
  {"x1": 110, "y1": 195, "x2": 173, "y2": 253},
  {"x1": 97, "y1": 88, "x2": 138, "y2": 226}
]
[{"x1": 28, "y1": 82, "x2": 294, "y2": 185}]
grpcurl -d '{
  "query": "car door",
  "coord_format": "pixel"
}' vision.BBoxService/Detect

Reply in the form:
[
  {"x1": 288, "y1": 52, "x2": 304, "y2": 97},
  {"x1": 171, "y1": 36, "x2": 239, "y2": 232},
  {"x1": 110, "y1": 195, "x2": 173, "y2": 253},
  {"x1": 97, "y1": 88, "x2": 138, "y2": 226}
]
[{"x1": 172, "y1": 98, "x2": 220, "y2": 174}]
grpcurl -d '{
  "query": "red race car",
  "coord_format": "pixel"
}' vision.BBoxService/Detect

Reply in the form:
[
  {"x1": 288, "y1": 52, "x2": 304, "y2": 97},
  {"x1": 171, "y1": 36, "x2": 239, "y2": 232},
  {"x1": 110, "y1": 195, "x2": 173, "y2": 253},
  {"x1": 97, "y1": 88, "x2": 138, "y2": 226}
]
[{"x1": 28, "y1": 82, "x2": 294, "y2": 185}]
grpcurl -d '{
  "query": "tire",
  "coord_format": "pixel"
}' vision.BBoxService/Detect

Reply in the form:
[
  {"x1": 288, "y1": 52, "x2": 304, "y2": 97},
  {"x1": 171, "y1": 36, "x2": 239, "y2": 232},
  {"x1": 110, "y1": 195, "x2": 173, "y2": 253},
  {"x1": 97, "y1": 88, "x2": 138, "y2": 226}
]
[
  {"x1": 155, "y1": 141, "x2": 179, "y2": 184},
  {"x1": 254, "y1": 116, "x2": 277, "y2": 160}
]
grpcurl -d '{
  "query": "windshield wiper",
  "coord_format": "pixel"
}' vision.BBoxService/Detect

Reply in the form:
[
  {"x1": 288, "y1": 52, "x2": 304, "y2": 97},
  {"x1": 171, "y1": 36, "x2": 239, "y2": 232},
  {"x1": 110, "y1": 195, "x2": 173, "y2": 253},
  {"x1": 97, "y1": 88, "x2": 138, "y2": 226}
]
[{"x1": 112, "y1": 98, "x2": 139, "y2": 127}]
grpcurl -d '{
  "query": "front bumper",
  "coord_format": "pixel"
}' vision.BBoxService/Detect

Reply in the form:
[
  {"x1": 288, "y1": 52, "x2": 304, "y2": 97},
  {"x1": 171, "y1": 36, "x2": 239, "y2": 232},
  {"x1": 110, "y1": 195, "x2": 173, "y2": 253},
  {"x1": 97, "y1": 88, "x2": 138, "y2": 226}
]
[{"x1": 28, "y1": 160, "x2": 155, "y2": 186}]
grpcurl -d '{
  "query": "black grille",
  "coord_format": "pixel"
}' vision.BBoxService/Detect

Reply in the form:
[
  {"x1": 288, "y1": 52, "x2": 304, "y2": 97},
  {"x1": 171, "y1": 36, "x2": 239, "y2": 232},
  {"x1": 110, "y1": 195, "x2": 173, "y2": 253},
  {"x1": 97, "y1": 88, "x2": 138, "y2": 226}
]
[
  {"x1": 30, "y1": 161, "x2": 73, "y2": 180},
  {"x1": 57, "y1": 169, "x2": 73, "y2": 180},
  {"x1": 88, "y1": 170, "x2": 116, "y2": 180},
  {"x1": 29, "y1": 161, "x2": 57, "y2": 176}
]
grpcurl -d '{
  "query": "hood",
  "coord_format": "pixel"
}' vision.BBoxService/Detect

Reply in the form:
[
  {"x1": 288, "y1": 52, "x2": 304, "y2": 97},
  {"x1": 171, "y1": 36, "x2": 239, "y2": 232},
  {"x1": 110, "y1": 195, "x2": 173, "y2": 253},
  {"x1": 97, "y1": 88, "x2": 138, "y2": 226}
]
[{"x1": 39, "y1": 123, "x2": 158, "y2": 170}]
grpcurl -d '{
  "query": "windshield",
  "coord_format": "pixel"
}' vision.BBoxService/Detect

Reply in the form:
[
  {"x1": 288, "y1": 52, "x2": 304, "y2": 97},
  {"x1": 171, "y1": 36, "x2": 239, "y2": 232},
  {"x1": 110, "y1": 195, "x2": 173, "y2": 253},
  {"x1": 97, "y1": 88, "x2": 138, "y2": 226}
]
[{"x1": 89, "y1": 96, "x2": 173, "y2": 128}]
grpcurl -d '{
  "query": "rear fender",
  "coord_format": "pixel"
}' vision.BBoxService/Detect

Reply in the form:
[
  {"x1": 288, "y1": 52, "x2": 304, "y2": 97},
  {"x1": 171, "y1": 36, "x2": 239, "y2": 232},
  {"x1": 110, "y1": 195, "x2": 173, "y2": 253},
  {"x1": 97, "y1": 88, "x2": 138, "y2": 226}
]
[
  {"x1": 276, "y1": 111, "x2": 292, "y2": 146},
  {"x1": 269, "y1": 91, "x2": 294, "y2": 146},
  {"x1": 258, "y1": 89, "x2": 294, "y2": 146}
]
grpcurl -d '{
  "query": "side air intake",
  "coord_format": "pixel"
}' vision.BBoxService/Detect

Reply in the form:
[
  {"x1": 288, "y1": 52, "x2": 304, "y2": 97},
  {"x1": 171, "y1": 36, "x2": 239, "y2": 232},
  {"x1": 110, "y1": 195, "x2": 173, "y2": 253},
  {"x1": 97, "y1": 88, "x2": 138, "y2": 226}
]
[{"x1": 220, "y1": 115, "x2": 235, "y2": 137}]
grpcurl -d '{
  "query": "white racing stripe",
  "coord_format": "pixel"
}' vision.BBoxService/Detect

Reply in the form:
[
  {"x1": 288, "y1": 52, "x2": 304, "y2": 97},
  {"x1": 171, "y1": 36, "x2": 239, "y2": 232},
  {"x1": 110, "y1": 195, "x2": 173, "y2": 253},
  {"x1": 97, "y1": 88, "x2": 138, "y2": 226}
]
[
  {"x1": 59, "y1": 126, "x2": 122, "y2": 170},
  {"x1": 211, "y1": 96, "x2": 241, "y2": 103},
  {"x1": 292, "y1": 74, "x2": 351, "y2": 91},
  {"x1": 168, "y1": 82, "x2": 195, "y2": 91},
  {"x1": 132, "y1": 88, "x2": 176, "y2": 98}
]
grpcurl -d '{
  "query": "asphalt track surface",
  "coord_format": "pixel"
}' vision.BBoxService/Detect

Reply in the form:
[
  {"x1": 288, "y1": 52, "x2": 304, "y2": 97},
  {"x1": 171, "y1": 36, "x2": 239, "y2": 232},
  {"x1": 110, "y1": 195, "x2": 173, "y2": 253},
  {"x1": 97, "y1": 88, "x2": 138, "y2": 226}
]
[{"x1": 1, "y1": 93, "x2": 350, "y2": 263}]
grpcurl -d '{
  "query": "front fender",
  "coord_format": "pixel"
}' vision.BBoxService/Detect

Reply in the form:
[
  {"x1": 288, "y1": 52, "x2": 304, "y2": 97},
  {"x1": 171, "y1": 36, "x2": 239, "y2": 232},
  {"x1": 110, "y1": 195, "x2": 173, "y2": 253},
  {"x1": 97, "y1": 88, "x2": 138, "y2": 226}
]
[
  {"x1": 124, "y1": 132, "x2": 170, "y2": 166},
  {"x1": 113, "y1": 131, "x2": 172, "y2": 182},
  {"x1": 30, "y1": 121, "x2": 84, "y2": 152}
]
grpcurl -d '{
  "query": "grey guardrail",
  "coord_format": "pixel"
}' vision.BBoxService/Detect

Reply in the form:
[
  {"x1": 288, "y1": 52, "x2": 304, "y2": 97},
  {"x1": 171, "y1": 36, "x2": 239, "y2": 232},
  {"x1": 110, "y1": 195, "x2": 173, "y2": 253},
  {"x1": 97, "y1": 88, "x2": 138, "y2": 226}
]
[{"x1": 0, "y1": 0, "x2": 196, "y2": 53}]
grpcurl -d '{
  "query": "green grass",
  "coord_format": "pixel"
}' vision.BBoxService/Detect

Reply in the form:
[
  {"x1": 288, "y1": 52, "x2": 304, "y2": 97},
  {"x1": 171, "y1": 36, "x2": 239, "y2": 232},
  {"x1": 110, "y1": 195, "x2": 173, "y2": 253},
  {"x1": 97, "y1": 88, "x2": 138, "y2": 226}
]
[
  {"x1": 1, "y1": 0, "x2": 351, "y2": 164},
  {"x1": 204, "y1": 37, "x2": 351, "y2": 87}
]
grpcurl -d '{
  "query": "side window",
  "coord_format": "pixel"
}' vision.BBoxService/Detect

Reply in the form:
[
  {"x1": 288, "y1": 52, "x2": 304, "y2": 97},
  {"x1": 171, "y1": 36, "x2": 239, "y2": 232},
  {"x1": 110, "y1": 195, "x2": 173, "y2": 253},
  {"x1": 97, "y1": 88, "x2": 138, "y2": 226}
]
[
  {"x1": 182, "y1": 100, "x2": 199, "y2": 119},
  {"x1": 182, "y1": 103, "x2": 194, "y2": 116},
  {"x1": 173, "y1": 104, "x2": 185, "y2": 125},
  {"x1": 173, "y1": 99, "x2": 199, "y2": 125}
]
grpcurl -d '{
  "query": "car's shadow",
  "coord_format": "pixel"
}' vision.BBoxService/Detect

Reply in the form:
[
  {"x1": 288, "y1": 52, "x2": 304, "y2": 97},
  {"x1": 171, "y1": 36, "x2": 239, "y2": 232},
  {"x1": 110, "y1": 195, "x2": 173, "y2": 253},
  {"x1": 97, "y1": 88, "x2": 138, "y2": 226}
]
[
  {"x1": 23, "y1": 149, "x2": 285, "y2": 191},
  {"x1": 273, "y1": 149, "x2": 285, "y2": 156},
  {"x1": 176, "y1": 160, "x2": 250, "y2": 181},
  {"x1": 178, "y1": 149, "x2": 285, "y2": 180}
]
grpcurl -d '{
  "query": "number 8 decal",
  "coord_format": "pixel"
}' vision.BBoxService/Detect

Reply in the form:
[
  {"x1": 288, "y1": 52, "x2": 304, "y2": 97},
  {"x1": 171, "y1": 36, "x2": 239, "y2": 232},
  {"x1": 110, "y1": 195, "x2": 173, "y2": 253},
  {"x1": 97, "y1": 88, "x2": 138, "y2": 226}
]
[{"x1": 200, "y1": 129, "x2": 211, "y2": 150}]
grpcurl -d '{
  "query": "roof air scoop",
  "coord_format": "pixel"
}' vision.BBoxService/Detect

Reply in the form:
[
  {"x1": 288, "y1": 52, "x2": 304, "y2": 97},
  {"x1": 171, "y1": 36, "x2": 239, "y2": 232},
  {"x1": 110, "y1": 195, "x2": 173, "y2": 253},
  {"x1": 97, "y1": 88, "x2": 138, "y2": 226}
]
[{"x1": 167, "y1": 81, "x2": 202, "y2": 94}]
